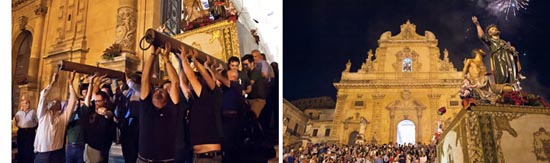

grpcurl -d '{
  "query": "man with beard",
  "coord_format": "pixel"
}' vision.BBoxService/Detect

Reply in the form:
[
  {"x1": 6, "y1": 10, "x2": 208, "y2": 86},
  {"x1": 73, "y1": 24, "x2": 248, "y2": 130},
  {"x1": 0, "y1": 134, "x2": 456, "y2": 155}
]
[
  {"x1": 138, "y1": 43, "x2": 182, "y2": 162},
  {"x1": 34, "y1": 70, "x2": 77, "y2": 163},
  {"x1": 83, "y1": 73, "x2": 116, "y2": 163},
  {"x1": 472, "y1": 16, "x2": 524, "y2": 90}
]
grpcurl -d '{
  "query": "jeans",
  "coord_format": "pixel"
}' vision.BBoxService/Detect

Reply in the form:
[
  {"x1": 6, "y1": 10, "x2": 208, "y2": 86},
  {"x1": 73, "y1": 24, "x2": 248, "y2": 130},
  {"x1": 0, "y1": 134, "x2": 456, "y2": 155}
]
[
  {"x1": 65, "y1": 143, "x2": 85, "y2": 163},
  {"x1": 34, "y1": 149, "x2": 65, "y2": 163}
]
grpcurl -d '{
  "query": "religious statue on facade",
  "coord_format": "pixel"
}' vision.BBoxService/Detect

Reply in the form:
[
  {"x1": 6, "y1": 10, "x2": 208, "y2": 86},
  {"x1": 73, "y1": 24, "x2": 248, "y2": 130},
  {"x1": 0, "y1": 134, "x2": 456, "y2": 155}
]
[
  {"x1": 344, "y1": 60, "x2": 351, "y2": 72},
  {"x1": 359, "y1": 118, "x2": 367, "y2": 135},
  {"x1": 305, "y1": 120, "x2": 313, "y2": 136},
  {"x1": 283, "y1": 117, "x2": 289, "y2": 134},
  {"x1": 472, "y1": 16, "x2": 525, "y2": 92}
]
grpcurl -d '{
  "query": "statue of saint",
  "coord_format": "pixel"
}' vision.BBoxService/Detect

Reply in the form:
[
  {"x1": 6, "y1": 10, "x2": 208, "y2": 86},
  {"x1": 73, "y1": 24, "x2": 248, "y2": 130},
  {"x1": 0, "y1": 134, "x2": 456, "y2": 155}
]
[
  {"x1": 472, "y1": 16, "x2": 524, "y2": 90},
  {"x1": 462, "y1": 49, "x2": 498, "y2": 104},
  {"x1": 183, "y1": 0, "x2": 211, "y2": 25},
  {"x1": 305, "y1": 120, "x2": 313, "y2": 136},
  {"x1": 344, "y1": 60, "x2": 351, "y2": 72},
  {"x1": 359, "y1": 118, "x2": 367, "y2": 135}
]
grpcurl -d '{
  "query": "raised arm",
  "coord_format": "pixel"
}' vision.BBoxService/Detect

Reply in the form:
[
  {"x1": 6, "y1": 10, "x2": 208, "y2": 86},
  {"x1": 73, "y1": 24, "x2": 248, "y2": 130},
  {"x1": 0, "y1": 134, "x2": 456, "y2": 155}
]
[
  {"x1": 84, "y1": 74, "x2": 97, "y2": 107},
  {"x1": 141, "y1": 46, "x2": 161, "y2": 100},
  {"x1": 192, "y1": 50, "x2": 216, "y2": 90},
  {"x1": 472, "y1": 16, "x2": 484, "y2": 39},
  {"x1": 160, "y1": 43, "x2": 180, "y2": 104},
  {"x1": 37, "y1": 69, "x2": 60, "y2": 118},
  {"x1": 175, "y1": 53, "x2": 191, "y2": 100},
  {"x1": 178, "y1": 45, "x2": 203, "y2": 97},
  {"x1": 211, "y1": 63, "x2": 231, "y2": 87},
  {"x1": 63, "y1": 71, "x2": 78, "y2": 122}
]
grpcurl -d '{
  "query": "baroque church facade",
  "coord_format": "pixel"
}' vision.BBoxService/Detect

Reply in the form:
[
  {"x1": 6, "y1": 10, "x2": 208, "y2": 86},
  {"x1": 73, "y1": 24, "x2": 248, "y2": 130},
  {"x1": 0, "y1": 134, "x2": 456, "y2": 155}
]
[{"x1": 330, "y1": 20, "x2": 464, "y2": 145}]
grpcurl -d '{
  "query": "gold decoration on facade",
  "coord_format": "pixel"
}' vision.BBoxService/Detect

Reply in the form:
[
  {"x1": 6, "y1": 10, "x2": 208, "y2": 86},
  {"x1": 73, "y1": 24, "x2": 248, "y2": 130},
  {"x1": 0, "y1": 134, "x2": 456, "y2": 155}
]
[{"x1": 392, "y1": 47, "x2": 422, "y2": 72}]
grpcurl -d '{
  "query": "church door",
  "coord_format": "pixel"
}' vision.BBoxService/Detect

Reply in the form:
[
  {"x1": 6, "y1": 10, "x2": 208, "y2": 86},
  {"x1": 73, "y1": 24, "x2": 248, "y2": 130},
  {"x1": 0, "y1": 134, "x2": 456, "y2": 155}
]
[
  {"x1": 396, "y1": 120, "x2": 416, "y2": 145},
  {"x1": 12, "y1": 30, "x2": 32, "y2": 116},
  {"x1": 348, "y1": 131, "x2": 358, "y2": 145}
]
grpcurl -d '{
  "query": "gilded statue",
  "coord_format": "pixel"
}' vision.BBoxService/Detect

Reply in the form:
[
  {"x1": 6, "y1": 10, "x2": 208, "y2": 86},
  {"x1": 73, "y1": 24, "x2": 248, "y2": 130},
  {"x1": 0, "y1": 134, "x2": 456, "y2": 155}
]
[
  {"x1": 472, "y1": 16, "x2": 525, "y2": 91},
  {"x1": 462, "y1": 49, "x2": 488, "y2": 86},
  {"x1": 461, "y1": 49, "x2": 497, "y2": 104},
  {"x1": 183, "y1": 0, "x2": 211, "y2": 25}
]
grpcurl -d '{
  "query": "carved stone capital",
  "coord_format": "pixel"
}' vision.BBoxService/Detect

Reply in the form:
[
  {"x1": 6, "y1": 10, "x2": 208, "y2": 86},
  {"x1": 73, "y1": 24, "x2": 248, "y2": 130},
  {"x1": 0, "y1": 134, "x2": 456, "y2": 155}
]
[
  {"x1": 115, "y1": 6, "x2": 137, "y2": 52},
  {"x1": 427, "y1": 93, "x2": 441, "y2": 100},
  {"x1": 34, "y1": 5, "x2": 48, "y2": 16},
  {"x1": 16, "y1": 16, "x2": 28, "y2": 30},
  {"x1": 372, "y1": 93, "x2": 386, "y2": 100}
]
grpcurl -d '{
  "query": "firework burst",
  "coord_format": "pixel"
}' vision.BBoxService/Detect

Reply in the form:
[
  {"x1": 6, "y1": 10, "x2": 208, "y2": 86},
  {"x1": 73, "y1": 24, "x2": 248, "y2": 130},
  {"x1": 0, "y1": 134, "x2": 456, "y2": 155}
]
[{"x1": 487, "y1": 0, "x2": 530, "y2": 20}]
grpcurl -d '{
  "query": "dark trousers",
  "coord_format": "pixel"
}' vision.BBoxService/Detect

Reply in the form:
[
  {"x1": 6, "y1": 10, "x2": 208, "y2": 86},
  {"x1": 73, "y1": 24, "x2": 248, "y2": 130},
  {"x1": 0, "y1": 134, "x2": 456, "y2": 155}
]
[
  {"x1": 222, "y1": 113, "x2": 241, "y2": 163},
  {"x1": 65, "y1": 143, "x2": 85, "y2": 163},
  {"x1": 17, "y1": 128, "x2": 36, "y2": 163},
  {"x1": 34, "y1": 149, "x2": 65, "y2": 163},
  {"x1": 120, "y1": 134, "x2": 138, "y2": 163}
]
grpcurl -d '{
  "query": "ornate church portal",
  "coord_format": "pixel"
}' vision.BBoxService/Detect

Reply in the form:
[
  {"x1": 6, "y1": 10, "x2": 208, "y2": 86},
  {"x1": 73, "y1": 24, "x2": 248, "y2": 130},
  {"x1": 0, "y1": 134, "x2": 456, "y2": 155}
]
[{"x1": 331, "y1": 20, "x2": 463, "y2": 144}]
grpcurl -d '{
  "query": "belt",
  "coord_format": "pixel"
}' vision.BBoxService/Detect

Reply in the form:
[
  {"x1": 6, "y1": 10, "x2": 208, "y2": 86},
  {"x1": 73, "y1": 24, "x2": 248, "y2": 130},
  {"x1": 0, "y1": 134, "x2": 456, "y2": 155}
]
[
  {"x1": 193, "y1": 150, "x2": 223, "y2": 158},
  {"x1": 138, "y1": 154, "x2": 174, "y2": 163},
  {"x1": 68, "y1": 142, "x2": 85, "y2": 146},
  {"x1": 18, "y1": 127, "x2": 36, "y2": 131}
]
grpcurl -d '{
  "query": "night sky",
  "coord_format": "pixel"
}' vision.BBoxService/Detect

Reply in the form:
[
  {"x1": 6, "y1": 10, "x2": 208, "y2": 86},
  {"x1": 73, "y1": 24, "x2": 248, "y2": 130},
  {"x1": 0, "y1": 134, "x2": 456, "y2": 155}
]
[{"x1": 283, "y1": 0, "x2": 550, "y2": 101}]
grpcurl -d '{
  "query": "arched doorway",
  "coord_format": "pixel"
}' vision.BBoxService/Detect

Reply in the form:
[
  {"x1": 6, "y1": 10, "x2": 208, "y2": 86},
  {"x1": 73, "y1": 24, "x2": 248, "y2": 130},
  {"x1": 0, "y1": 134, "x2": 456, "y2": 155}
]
[
  {"x1": 12, "y1": 30, "x2": 33, "y2": 116},
  {"x1": 396, "y1": 120, "x2": 416, "y2": 145},
  {"x1": 348, "y1": 131, "x2": 358, "y2": 145}
]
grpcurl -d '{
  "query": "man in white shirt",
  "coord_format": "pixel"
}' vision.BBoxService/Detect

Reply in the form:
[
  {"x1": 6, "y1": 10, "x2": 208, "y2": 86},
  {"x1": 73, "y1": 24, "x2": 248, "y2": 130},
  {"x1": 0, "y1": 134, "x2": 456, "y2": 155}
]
[
  {"x1": 34, "y1": 70, "x2": 77, "y2": 163},
  {"x1": 14, "y1": 96, "x2": 38, "y2": 163}
]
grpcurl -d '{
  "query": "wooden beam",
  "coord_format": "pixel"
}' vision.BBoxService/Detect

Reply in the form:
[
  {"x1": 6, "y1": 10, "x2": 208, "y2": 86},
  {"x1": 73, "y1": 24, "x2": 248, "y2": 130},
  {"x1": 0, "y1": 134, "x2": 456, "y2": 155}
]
[
  {"x1": 58, "y1": 60, "x2": 125, "y2": 79},
  {"x1": 142, "y1": 29, "x2": 227, "y2": 68}
]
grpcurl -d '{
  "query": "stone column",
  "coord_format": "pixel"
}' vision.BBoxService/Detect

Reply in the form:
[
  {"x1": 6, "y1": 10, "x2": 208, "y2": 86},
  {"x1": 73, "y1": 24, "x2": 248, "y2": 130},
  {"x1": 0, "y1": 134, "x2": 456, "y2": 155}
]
[
  {"x1": 116, "y1": 0, "x2": 138, "y2": 54},
  {"x1": 371, "y1": 93, "x2": 385, "y2": 142},
  {"x1": 416, "y1": 108, "x2": 423, "y2": 143},
  {"x1": 21, "y1": 4, "x2": 48, "y2": 108},
  {"x1": 428, "y1": 94, "x2": 441, "y2": 138},
  {"x1": 332, "y1": 94, "x2": 347, "y2": 144},
  {"x1": 100, "y1": 0, "x2": 140, "y2": 74}
]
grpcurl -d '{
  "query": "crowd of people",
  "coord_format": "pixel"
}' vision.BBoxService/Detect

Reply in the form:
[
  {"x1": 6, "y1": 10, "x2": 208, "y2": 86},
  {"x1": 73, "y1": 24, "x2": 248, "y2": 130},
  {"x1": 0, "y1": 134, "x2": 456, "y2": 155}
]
[
  {"x1": 283, "y1": 143, "x2": 437, "y2": 163},
  {"x1": 13, "y1": 43, "x2": 278, "y2": 163}
]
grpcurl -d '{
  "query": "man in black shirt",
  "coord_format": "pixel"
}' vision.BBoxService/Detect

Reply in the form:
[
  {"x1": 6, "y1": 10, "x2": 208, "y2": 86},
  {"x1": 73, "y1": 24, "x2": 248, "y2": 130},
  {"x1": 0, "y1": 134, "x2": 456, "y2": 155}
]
[
  {"x1": 138, "y1": 43, "x2": 182, "y2": 163},
  {"x1": 81, "y1": 74, "x2": 116, "y2": 163},
  {"x1": 211, "y1": 65, "x2": 245, "y2": 163},
  {"x1": 227, "y1": 56, "x2": 251, "y2": 95},
  {"x1": 241, "y1": 54, "x2": 266, "y2": 119},
  {"x1": 177, "y1": 45, "x2": 223, "y2": 163}
]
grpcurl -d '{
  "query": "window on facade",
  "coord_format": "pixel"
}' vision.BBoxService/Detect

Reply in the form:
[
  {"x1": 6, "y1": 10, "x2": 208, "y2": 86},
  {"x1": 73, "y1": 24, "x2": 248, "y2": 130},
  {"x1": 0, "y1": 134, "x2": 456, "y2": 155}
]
[
  {"x1": 354, "y1": 101, "x2": 364, "y2": 107},
  {"x1": 309, "y1": 112, "x2": 313, "y2": 119},
  {"x1": 325, "y1": 129, "x2": 331, "y2": 136},
  {"x1": 293, "y1": 124, "x2": 298, "y2": 135},
  {"x1": 450, "y1": 101, "x2": 459, "y2": 106},
  {"x1": 402, "y1": 58, "x2": 412, "y2": 72},
  {"x1": 312, "y1": 129, "x2": 318, "y2": 137}
]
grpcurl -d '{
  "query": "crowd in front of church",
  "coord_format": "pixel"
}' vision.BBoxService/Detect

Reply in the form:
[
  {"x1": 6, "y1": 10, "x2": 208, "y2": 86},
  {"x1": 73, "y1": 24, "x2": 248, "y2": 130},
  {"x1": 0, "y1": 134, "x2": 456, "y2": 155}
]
[
  {"x1": 13, "y1": 43, "x2": 278, "y2": 163},
  {"x1": 283, "y1": 142, "x2": 437, "y2": 163}
]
